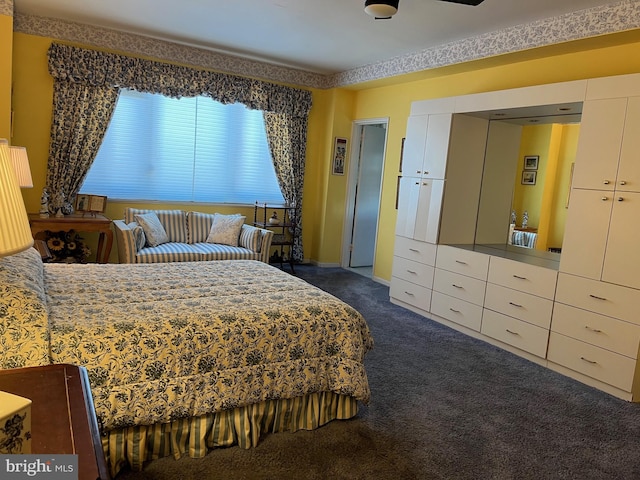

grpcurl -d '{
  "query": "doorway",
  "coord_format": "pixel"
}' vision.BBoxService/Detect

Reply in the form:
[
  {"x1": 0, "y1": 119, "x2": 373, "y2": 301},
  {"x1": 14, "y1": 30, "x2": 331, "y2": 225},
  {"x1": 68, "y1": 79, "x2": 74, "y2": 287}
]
[{"x1": 341, "y1": 119, "x2": 388, "y2": 278}]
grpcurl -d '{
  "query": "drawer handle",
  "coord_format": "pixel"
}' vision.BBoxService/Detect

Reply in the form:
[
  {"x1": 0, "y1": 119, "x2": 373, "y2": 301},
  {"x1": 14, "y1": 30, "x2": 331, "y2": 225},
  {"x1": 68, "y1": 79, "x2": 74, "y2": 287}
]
[
  {"x1": 512, "y1": 275, "x2": 527, "y2": 280},
  {"x1": 449, "y1": 308, "x2": 460, "y2": 313},
  {"x1": 589, "y1": 294, "x2": 607, "y2": 301},
  {"x1": 580, "y1": 357, "x2": 598, "y2": 365},
  {"x1": 404, "y1": 291, "x2": 415, "y2": 296},
  {"x1": 603, "y1": 180, "x2": 610, "y2": 185},
  {"x1": 584, "y1": 325, "x2": 602, "y2": 333},
  {"x1": 620, "y1": 180, "x2": 627, "y2": 185},
  {"x1": 617, "y1": 197, "x2": 624, "y2": 202},
  {"x1": 508, "y1": 302, "x2": 523, "y2": 308},
  {"x1": 452, "y1": 284, "x2": 463, "y2": 289},
  {"x1": 406, "y1": 270, "x2": 417, "y2": 274},
  {"x1": 505, "y1": 329, "x2": 520, "y2": 336},
  {"x1": 601, "y1": 196, "x2": 609, "y2": 201},
  {"x1": 409, "y1": 248, "x2": 420, "y2": 253},
  {"x1": 455, "y1": 260, "x2": 468, "y2": 265}
]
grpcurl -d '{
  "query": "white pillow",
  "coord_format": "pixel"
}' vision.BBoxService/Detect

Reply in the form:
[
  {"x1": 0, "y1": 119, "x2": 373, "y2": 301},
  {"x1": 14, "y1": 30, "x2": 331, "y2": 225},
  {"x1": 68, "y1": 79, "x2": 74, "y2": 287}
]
[
  {"x1": 127, "y1": 221, "x2": 147, "y2": 251},
  {"x1": 206, "y1": 214, "x2": 246, "y2": 246},
  {"x1": 135, "y1": 212, "x2": 169, "y2": 247}
]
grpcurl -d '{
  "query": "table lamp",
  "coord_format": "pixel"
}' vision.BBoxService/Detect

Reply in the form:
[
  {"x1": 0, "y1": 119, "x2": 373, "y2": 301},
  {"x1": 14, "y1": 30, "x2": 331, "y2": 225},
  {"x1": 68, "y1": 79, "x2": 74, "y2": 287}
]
[
  {"x1": 9, "y1": 145, "x2": 33, "y2": 188},
  {"x1": 0, "y1": 139, "x2": 33, "y2": 454}
]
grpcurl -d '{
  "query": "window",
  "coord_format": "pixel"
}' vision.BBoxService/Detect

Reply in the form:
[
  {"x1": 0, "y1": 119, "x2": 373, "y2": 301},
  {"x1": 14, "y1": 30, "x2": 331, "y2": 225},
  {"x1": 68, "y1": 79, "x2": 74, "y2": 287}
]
[{"x1": 81, "y1": 89, "x2": 285, "y2": 205}]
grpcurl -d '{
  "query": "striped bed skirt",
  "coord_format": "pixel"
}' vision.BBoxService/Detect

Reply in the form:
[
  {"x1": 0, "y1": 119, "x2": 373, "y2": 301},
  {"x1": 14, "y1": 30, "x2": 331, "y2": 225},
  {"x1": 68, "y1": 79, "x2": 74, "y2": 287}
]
[{"x1": 102, "y1": 391, "x2": 358, "y2": 477}]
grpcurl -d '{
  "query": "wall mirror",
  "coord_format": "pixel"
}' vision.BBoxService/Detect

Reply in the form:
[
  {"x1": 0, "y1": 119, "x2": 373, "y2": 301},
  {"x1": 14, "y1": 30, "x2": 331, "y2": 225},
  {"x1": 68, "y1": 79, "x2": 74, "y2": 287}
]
[{"x1": 469, "y1": 102, "x2": 582, "y2": 267}]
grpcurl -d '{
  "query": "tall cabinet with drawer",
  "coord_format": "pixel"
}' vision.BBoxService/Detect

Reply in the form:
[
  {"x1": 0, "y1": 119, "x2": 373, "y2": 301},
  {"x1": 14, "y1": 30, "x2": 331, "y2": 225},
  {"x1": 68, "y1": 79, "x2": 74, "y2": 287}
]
[
  {"x1": 391, "y1": 72, "x2": 640, "y2": 402},
  {"x1": 552, "y1": 76, "x2": 640, "y2": 401}
]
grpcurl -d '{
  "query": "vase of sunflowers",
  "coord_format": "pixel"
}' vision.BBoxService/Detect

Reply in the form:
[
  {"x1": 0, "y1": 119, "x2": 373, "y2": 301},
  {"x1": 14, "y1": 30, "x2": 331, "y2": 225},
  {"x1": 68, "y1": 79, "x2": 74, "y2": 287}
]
[{"x1": 45, "y1": 230, "x2": 91, "y2": 263}]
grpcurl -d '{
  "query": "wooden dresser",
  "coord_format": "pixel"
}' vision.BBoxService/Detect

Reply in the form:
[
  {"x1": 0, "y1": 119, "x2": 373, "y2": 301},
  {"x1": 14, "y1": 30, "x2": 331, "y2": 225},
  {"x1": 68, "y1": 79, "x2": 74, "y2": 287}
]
[{"x1": 0, "y1": 364, "x2": 110, "y2": 480}]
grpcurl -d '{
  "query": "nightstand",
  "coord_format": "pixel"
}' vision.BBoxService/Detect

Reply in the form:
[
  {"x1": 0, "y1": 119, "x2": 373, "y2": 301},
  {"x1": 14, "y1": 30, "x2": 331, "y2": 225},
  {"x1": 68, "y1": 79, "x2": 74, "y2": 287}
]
[{"x1": 0, "y1": 364, "x2": 110, "y2": 479}]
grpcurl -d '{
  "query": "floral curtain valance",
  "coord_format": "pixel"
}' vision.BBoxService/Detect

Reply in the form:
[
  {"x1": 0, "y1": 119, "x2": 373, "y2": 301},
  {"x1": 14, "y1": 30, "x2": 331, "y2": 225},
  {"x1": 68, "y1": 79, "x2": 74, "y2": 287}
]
[{"x1": 47, "y1": 43, "x2": 312, "y2": 117}]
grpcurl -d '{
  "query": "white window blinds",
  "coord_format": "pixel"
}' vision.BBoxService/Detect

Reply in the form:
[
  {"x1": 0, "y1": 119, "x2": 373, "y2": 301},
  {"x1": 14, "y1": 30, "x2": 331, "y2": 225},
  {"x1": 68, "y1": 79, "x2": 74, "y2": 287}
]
[{"x1": 81, "y1": 89, "x2": 285, "y2": 205}]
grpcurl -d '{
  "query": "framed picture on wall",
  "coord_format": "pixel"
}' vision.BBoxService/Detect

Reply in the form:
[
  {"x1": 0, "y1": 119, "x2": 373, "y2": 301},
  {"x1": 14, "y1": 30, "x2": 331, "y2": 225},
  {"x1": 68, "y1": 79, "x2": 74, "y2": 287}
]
[
  {"x1": 523, "y1": 155, "x2": 539, "y2": 170},
  {"x1": 521, "y1": 171, "x2": 537, "y2": 185},
  {"x1": 332, "y1": 137, "x2": 347, "y2": 175}
]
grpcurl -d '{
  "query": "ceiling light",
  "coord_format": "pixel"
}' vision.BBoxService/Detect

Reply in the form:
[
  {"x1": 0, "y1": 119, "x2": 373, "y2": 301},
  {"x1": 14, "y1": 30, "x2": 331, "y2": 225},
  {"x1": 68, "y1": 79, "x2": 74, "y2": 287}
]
[{"x1": 364, "y1": 0, "x2": 399, "y2": 19}]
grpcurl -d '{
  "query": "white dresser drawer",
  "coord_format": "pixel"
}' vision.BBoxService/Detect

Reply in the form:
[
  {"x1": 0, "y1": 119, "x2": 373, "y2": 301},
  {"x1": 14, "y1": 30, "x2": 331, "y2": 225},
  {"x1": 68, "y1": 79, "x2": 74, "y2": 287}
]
[
  {"x1": 435, "y1": 245, "x2": 489, "y2": 280},
  {"x1": 393, "y1": 236, "x2": 437, "y2": 266},
  {"x1": 551, "y1": 303, "x2": 640, "y2": 359},
  {"x1": 481, "y1": 309, "x2": 550, "y2": 358},
  {"x1": 390, "y1": 277, "x2": 432, "y2": 312},
  {"x1": 430, "y1": 291, "x2": 483, "y2": 331},
  {"x1": 556, "y1": 273, "x2": 640, "y2": 325},
  {"x1": 484, "y1": 283, "x2": 553, "y2": 329},
  {"x1": 488, "y1": 256, "x2": 558, "y2": 300},
  {"x1": 433, "y1": 268, "x2": 486, "y2": 306},
  {"x1": 392, "y1": 256, "x2": 434, "y2": 288},
  {"x1": 548, "y1": 332, "x2": 637, "y2": 392}
]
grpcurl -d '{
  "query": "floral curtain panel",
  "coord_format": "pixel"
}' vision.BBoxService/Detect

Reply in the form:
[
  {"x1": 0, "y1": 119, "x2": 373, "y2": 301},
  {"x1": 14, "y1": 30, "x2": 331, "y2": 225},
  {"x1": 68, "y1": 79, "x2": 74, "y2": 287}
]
[
  {"x1": 46, "y1": 80, "x2": 119, "y2": 215},
  {"x1": 46, "y1": 43, "x2": 311, "y2": 259},
  {"x1": 263, "y1": 112, "x2": 307, "y2": 261}
]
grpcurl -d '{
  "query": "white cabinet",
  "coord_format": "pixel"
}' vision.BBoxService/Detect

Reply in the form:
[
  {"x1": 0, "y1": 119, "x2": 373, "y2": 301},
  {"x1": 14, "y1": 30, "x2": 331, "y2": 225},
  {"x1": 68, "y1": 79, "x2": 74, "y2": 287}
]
[
  {"x1": 571, "y1": 98, "x2": 627, "y2": 191},
  {"x1": 561, "y1": 96, "x2": 640, "y2": 288},
  {"x1": 481, "y1": 256, "x2": 557, "y2": 358},
  {"x1": 550, "y1": 272, "x2": 640, "y2": 398},
  {"x1": 402, "y1": 114, "x2": 452, "y2": 179},
  {"x1": 431, "y1": 246, "x2": 489, "y2": 332},
  {"x1": 390, "y1": 237, "x2": 436, "y2": 314},
  {"x1": 395, "y1": 176, "x2": 444, "y2": 243}
]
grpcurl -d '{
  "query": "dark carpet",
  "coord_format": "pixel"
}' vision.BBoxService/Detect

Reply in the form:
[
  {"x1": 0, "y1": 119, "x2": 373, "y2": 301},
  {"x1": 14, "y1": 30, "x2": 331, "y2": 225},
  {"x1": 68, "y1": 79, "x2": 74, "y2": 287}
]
[{"x1": 117, "y1": 265, "x2": 640, "y2": 480}]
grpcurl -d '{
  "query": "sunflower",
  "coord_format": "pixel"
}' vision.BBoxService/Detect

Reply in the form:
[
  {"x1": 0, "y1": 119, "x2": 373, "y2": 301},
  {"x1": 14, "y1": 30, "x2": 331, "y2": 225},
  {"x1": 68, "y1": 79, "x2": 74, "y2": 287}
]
[{"x1": 47, "y1": 237, "x2": 64, "y2": 251}]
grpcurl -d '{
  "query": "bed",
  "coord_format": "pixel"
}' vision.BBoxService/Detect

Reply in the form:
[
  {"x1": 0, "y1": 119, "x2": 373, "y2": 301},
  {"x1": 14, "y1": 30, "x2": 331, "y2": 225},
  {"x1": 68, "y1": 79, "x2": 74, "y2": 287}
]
[{"x1": 0, "y1": 248, "x2": 373, "y2": 476}]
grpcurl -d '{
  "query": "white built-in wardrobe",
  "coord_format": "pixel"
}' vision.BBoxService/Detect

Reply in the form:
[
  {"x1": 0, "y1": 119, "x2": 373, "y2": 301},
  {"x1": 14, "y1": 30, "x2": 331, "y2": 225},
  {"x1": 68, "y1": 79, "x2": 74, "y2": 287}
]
[{"x1": 390, "y1": 73, "x2": 640, "y2": 401}]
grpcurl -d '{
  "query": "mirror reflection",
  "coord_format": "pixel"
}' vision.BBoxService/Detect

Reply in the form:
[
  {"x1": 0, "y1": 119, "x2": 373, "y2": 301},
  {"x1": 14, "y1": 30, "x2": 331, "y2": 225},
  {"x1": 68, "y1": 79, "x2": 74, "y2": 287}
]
[{"x1": 472, "y1": 103, "x2": 582, "y2": 263}]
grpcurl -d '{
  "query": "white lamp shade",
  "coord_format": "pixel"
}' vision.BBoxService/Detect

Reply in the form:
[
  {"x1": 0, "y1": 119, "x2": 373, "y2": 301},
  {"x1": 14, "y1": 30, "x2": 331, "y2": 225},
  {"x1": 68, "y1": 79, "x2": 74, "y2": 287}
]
[
  {"x1": 0, "y1": 140, "x2": 33, "y2": 257},
  {"x1": 9, "y1": 146, "x2": 33, "y2": 188}
]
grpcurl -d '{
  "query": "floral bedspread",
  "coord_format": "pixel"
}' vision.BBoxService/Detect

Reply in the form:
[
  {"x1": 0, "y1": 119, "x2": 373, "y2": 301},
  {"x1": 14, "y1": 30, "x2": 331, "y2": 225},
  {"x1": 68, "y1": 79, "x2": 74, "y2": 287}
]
[{"x1": 42, "y1": 258, "x2": 373, "y2": 431}]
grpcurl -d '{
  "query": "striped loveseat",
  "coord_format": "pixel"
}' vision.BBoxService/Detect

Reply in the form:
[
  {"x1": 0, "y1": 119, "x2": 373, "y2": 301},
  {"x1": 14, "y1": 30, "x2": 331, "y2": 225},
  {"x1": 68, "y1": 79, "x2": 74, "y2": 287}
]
[{"x1": 113, "y1": 208, "x2": 273, "y2": 264}]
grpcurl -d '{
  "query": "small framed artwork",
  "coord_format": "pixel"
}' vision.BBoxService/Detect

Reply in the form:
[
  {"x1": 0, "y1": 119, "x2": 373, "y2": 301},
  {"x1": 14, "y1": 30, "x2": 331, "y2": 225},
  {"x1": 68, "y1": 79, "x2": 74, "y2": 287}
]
[
  {"x1": 521, "y1": 171, "x2": 537, "y2": 185},
  {"x1": 523, "y1": 155, "x2": 539, "y2": 170},
  {"x1": 76, "y1": 194, "x2": 107, "y2": 214},
  {"x1": 332, "y1": 137, "x2": 347, "y2": 175}
]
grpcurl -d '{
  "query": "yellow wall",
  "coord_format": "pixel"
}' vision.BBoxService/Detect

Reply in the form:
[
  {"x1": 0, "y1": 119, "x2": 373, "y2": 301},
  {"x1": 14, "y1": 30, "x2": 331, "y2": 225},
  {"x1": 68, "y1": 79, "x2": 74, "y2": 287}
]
[
  {"x1": 0, "y1": 12, "x2": 12, "y2": 139},
  {"x1": 7, "y1": 23, "x2": 640, "y2": 275}
]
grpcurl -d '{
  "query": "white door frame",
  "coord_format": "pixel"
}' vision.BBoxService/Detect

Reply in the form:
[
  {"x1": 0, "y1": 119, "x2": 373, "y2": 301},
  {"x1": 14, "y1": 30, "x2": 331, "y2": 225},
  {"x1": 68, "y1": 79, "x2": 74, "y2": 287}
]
[{"x1": 341, "y1": 117, "x2": 389, "y2": 270}]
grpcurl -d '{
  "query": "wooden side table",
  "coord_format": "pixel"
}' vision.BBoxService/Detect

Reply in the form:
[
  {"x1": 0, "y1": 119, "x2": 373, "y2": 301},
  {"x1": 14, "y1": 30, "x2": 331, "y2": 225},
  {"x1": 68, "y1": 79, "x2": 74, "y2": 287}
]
[
  {"x1": 28, "y1": 213, "x2": 114, "y2": 263},
  {"x1": 0, "y1": 364, "x2": 110, "y2": 480}
]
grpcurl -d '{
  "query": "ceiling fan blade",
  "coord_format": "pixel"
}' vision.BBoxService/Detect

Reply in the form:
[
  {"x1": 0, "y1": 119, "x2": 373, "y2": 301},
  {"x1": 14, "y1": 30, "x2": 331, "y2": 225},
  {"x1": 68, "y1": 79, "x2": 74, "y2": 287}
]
[{"x1": 439, "y1": 0, "x2": 485, "y2": 5}]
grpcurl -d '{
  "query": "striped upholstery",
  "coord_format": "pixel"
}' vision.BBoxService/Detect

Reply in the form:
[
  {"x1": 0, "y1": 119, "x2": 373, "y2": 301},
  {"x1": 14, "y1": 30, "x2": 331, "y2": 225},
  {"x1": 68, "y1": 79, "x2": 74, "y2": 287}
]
[
  {"x1": 115, "y1": 210, "x2": 274, "y2": 263},
  {"x1": 102, "y1": 392, "x2": 358, "y2": 476},
  {"x1": 187, "y1": 211, "x2": 216, "y2": 243},
  {"x1": 135, "y1": 242, "x2": 202, "y2": 263},
  {"x1": 511, "y1": 230, "x2": 537, "y2": 249},
  {"x1": 124, "y1": 209, "x2": 188, "y2": 243},
  {"x1": 239, "y1": 224, "x2": 261, "y2": 252},
  {"x1": 192, "y1": 242, "x2": 260, "y2": 261}
]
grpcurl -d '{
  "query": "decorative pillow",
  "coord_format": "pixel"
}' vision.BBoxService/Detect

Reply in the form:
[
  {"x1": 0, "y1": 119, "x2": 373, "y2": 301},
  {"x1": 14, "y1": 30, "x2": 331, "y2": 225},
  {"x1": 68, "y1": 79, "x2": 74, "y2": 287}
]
[
  {"x1": 238, "y1": 225, "x2": 261, "y2": 252},
  {"x1": 134, "y1": 212, "x2": 169, "y2": 247},
  {"x1": 206, "y1": 214, "x2": 246, "y2": 246},
  {"x1": 127, "y1": 222, "x2": 147, "y2": 252}
]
